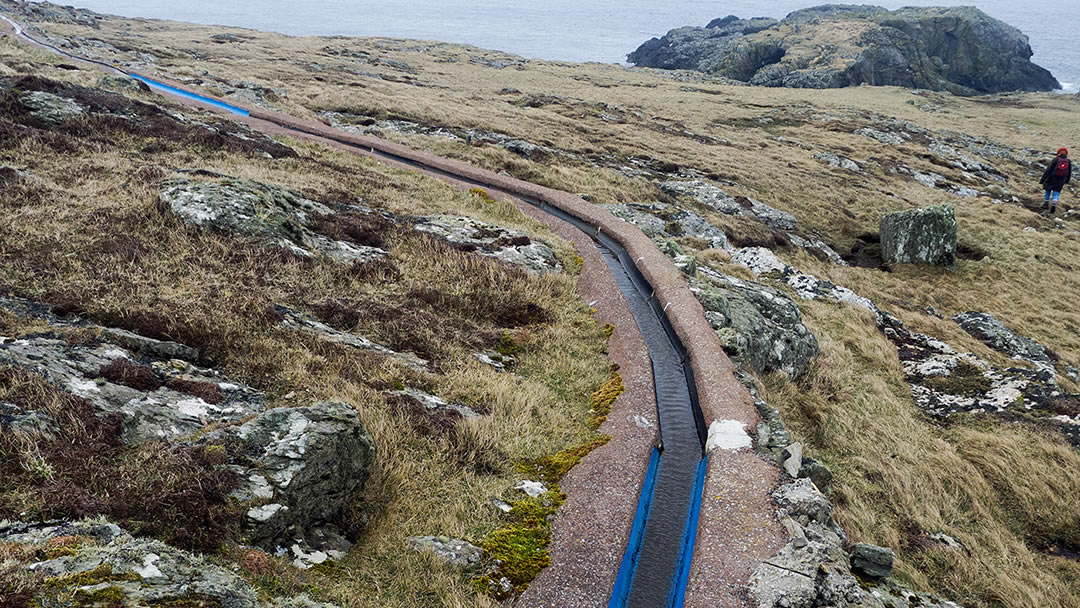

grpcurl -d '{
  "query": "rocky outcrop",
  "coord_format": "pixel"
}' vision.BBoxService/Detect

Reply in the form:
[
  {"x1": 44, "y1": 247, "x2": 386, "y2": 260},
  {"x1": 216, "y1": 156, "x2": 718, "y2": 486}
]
[
  {"x1": 693, "y1": 268, "x2": 819, "y2": 378},
  {"x1": 274, "y1": 304, "x2": 429, "y2": 371},
  {"x1": 660, "y1": 180, "x2": 797, "y2": 231},
  {"x1": 200, "y1": 402, "x2": 375, "y2": 552},
  {"x1": 629, "y1": 6, "x2": 1059, "y2": 95},
  {"x1": 953, "y1": 311, "x2": 1054, "y2": 369},
  {"x1": 0, "y1": 520, "x2": 338, "y2": 608},
  {"x1": 161, "y1": 178, "x2": 388, "y2": 264},
  {"x1": 742, "y1": 376, "x2": 963, "y2": 608},
  {"x1": 18, "y1": 90, "x2": 86, "y2": 124},
  {"x1": 0, "y1": 296, "x2": 377, "y2": 552},
  {"x1": 0, "y1": 329, "x2": 264, "y2": 445},
  {"x1": 729, "y1": 243, "x2": 1080, "y2": 448},
  {"x1": 602, "y1": 202, "x2": 730, "y2": 250},
  {"x1": 413, "y1": 214, "x2": 562, "y2": 273},
  {"x1": 880, "y1": 205, "x2": 957, "y2": 267}
]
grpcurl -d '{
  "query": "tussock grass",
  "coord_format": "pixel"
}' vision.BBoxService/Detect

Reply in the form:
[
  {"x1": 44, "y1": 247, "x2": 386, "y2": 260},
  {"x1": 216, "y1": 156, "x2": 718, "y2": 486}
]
[{"x1": 762, "y1": 301, "x2": 1080, "y2": 607}]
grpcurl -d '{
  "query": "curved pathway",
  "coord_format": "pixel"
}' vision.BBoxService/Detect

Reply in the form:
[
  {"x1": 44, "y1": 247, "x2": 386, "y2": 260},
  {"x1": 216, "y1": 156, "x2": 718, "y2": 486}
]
[{"x1": 0, "y1": 14, "x2": 786, "y2": 607}]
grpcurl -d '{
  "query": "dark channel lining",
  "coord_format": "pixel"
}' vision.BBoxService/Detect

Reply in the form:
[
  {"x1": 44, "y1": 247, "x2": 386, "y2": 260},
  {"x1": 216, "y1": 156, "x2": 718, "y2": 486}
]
[{"x1": 0, "y1": 18, "x2": 713, "y2": 603}]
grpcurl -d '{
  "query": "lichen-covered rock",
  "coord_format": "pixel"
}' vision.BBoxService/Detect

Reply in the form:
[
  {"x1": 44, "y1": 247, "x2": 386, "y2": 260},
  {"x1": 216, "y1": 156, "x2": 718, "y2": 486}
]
[
  {"x1": 660, "y1": 180, "x2": 797, "y2": 230},
  {"x1": 602, "y1": 202, "x2": 731, "y2": 250},
  {"x1": 0, "y1": 334, "x2": 263, "y2": 445},
  {"x1": 18, "y1": 90, "x2": 86, "y2": 124},
  {"x1": 879, "y1": 205, "x2": 957, "y2": 267},
  {"x1": 199, "y1": 402, "x2": 375, "y2": 551},
  {"x1": 0, "y1": 520, "x2": 337, "y2": 608},
  {"x1": 815, "y1": 152, "x2": 860, "y2": 171},
  {"x1": 0, "y1": 400, "x2": 58, "y2": 438},
  {"x1": 406, "y1": 536, "x2": 484, "y2": 569},
  {"x1": 413, "y1": 214, "x2": 562, "y2": 273},
  {"x1": 629, "y1": 6, "x2": 1059, "y2": 95},
  {"x1": 97, "y1": 74, "x2": 149, "y2": 93},
  {"x1": 694, "y1": 269, "x2": 818, "y2": 378},
  {"x1": 953, "y1": 311, "x2": 1053, "y2": 368},
  {"x1": 161, "y1": 178, "x2": 387, "y2": 264},
  {"x1": 658, "y1": 239, "x2": 697, "y2": 276}
]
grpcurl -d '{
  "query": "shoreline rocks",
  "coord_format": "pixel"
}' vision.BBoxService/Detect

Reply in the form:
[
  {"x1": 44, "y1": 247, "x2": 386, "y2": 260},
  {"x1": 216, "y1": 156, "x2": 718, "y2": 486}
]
[{"x1": 629, "y1": 6, "x2": 1059, "y2": 95}]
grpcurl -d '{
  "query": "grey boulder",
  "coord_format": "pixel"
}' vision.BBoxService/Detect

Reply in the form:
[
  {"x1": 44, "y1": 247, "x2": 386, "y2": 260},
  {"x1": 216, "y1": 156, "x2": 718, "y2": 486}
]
[
  {"x1": 0, "y1": 335, "x2": 263, "y2": 445},
  {"x1": 880, "y1": 204, "x2": 957, "y2": 267},
  {"x1": 18, "y1": 91, "x2": 86, "y2": 124},
  {"x1": 602, "y1": 202, "x2": 731, "y2": 250},
  {"x1": 660, "y1": 180, "x2": 797, "y2": 231},
  {"x1": 200, "y1": 402, "x2": 375, "y2": 551},
  {"x1": 0, "y1": 520, "x2": 336, "y2": 608},
  {"x1": 953, "y1": 311, "x2": 1053, "y2": 367},
  {"x1": 850, "y1": 542, "x2": 896, "y2": 580}
]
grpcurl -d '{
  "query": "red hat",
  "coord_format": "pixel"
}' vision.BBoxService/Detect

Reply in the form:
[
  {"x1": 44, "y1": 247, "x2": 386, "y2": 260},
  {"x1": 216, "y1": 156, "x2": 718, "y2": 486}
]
[{"x1": 1059, "y1": 147, "x2": 1069, "y2": 156}]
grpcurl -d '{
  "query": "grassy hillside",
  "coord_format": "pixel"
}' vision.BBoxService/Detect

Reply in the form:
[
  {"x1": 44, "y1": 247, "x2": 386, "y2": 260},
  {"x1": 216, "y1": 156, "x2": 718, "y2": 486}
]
[
  {"x1": 3, "y1": 3, "x2": 1080, "y2": 607},
  {"x1": 0, "y1": 26, "x2": 614, "y2": 608}
]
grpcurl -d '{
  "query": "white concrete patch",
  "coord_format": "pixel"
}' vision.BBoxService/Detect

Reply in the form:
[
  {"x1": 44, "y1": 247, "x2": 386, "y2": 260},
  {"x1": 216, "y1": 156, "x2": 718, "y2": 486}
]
[{"x1": 706, "y1": 419, "x2": 752, "y2": 452}]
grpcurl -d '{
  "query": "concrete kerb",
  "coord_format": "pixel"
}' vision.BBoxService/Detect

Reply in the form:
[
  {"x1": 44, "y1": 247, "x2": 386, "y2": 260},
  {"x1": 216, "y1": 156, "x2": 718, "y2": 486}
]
[{"x1": 1, "y1": 37, "x2": 788, "y2": 602}]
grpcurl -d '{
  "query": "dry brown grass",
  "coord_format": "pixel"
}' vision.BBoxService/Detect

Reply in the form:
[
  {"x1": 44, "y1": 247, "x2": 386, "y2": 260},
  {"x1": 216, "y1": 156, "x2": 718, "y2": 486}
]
[
  {"x1": 762, "y1": 301, "x2": 1080, "y2": 607},
  {"x1": 7, "y1": 9, "x2": 1080, "y2": 606},
  {"x1": 0, "y1": 34, "x2": 611, "y2": 608}
]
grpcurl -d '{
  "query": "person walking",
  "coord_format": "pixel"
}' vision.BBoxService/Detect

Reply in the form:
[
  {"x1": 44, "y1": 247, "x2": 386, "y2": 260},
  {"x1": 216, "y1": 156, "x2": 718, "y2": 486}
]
[{"x1": 1040, "y1": 147, "x2": 1071, "y2": 214}]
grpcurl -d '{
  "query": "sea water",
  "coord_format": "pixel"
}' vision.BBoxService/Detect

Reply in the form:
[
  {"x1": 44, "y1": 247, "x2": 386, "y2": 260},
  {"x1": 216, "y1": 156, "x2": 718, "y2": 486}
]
[{"x1": 41, "y1": 0, "x2": 1080, "y2": 92}]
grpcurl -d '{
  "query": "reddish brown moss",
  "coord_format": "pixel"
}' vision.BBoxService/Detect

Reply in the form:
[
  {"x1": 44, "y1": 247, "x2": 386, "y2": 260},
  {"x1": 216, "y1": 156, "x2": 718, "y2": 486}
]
[
  {"x1": 0, "y1": 367, "x2": 240, "y2": 553},
  {"x1": 98, "y1": 358, "x2": 162, "y2": 391},
  {"x1": 165, "y1": 377, "x2": 223, "y2": 405}
]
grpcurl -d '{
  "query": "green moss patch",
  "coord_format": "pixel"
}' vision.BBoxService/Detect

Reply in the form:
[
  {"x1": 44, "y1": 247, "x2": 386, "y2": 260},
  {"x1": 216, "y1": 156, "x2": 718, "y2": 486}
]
[
  {"x1": 475, "y1": 435, "x2": 611, "y2": 599},
  {"x1": 587, "y1": 369, "x2": 625, "y2": 430}
]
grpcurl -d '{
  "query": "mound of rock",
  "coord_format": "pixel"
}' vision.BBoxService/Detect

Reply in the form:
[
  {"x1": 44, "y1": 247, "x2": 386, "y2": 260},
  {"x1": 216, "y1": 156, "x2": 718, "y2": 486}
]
[
  {"x1": 161, "y1": 178, "x2": 388, "y2": 264},
  {"x1": 200, "y1": 402, "x2": 375, "y2": 552},
  {"x1": 880, "y1": 204, "x2": 957, "y2": 267},
  {"x1": 693, "y1": 269, "x2": 819, "y2": 378},
  {"x1": 18, "y1": 90, "x2": 86, "y2": 124},
  {"x1": 953, "y1": 311, "x2": 1054, "y2": 369},
  {"x1": 603, "y1": 202, "x2": 730, "y2": 250},
  {"x1": 0, "y1": 297, "x2": 377, "y2": 551},
  {"x1": 660, "y1": 180, "x2": 797, "y2": 231},
  {"x1": 629, "y1": 6, "x2": 1059, "y2": 95},
  {"x1": 0, "y1": 327, "x2": 264, "y2": 445},
  {"x1": 0, "y1": 520, "x2": 337, "y2": 608},
  {"x1": 414, "y1": 214, "x2": 562, "y2": 273}
]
